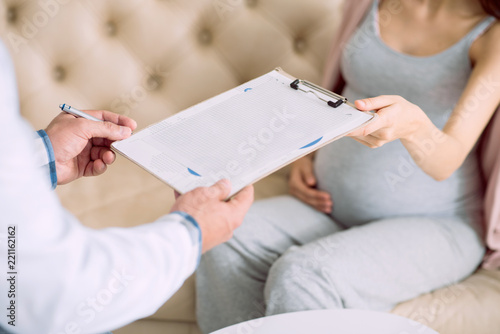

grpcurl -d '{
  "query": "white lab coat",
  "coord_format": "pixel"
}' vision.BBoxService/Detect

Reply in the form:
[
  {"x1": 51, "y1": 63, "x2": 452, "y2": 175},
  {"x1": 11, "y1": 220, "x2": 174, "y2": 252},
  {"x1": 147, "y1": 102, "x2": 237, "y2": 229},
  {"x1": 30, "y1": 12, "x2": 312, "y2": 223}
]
[{"x1": 0, "y1": 41, "x2": 201, "y2": 334}]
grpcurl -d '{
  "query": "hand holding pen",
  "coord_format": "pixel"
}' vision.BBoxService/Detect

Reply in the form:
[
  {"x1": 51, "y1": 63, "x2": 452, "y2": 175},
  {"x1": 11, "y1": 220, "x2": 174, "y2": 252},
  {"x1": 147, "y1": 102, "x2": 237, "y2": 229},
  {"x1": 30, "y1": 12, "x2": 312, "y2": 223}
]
[
  {"x1": 59, "y1": 104, "x2": 103, "y2": 122},
  {"x1": 43, "y1": 104, "x2": 137, "y2": 185}
]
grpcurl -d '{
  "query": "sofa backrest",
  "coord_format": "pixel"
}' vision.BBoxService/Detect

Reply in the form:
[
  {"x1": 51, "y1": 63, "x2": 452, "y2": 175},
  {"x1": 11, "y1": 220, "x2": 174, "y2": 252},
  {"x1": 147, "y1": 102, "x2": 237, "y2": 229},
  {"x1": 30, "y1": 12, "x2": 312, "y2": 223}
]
[{"x1": 0, "y1": 0, "x2": 344, "y2": 228}]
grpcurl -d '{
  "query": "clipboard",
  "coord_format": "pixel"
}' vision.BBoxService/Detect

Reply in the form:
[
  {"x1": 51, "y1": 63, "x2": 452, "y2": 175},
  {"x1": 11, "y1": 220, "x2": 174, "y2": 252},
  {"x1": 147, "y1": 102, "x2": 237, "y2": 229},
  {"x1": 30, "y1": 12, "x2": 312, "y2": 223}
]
[{"x1": 112, "y1": 68, "x2": 377, "y2": 197}]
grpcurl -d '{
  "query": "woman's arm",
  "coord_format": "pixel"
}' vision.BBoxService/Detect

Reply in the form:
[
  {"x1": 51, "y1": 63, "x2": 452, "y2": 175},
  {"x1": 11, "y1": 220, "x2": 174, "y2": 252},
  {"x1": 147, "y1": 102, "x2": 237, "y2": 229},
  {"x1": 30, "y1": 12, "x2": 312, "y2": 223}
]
[{"x1": 348, "y1": 23, "x2": 500, "y2": 181}]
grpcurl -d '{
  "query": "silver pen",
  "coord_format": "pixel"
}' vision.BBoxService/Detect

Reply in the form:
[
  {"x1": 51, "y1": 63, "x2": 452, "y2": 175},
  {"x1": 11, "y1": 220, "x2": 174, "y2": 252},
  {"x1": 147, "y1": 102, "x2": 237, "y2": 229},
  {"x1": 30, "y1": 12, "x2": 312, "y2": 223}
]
[{"x1": 59, "y1": 104, "x2": 103, "y2": 122}]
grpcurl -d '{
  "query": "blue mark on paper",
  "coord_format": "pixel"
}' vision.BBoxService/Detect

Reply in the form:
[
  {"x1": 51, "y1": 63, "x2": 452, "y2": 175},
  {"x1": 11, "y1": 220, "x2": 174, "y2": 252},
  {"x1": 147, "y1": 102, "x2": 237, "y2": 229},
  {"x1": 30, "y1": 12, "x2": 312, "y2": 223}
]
[
  {"x1": 300, "y1": 137, "x2": 323, "y2": 149},
  {"x1": 188, "y1": 168, "x2": 201, "y2": 177},
  {"x1": 244, "y1": 88, "x2": 252, "y2": 92}
]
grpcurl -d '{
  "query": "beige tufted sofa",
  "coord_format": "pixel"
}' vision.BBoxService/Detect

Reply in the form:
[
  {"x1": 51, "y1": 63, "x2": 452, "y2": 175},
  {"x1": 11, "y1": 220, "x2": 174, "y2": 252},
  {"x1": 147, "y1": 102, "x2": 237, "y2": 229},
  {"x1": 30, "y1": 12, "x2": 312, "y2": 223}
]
[{"x1": 1, "y1": 0, "x2": 499, "y2": 333}]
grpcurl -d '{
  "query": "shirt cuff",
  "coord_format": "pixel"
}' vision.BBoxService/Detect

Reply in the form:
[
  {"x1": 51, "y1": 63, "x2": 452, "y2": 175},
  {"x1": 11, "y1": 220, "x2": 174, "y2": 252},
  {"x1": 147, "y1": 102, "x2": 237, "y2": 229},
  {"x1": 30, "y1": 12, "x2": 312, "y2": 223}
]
[
  {"x1": 36, "y1": 130, "x2": 57, "y2": 189},
  {"x1": 171, "y1": 211, "x2": 202, "y2": 267}
]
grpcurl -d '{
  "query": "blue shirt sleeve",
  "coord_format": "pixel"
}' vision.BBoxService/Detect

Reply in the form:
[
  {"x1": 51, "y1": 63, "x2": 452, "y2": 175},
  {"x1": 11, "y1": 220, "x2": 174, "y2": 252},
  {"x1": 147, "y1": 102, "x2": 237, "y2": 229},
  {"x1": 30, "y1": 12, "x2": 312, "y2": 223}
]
[{"x1": 36, "y1": 129, "x2": 57, "y2": 189}]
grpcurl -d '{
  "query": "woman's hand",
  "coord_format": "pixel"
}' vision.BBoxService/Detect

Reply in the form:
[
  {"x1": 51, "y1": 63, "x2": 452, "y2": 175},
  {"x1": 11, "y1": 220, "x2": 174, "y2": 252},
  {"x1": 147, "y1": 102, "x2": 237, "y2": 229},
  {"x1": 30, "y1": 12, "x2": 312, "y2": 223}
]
[
  {"x1": 288, "y1": 155, "x2": 333, "y2": 213},
  {"x1": 347, "y1": 95, "x2": 431, "y2": 148}
]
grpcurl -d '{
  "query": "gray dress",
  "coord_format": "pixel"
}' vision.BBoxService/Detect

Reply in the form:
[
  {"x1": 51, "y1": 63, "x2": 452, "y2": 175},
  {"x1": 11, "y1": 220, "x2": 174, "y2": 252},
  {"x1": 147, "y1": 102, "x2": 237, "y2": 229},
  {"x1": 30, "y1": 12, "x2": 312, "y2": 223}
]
[{"x1": 315, "y1": 2, "x2": 494, "y2": 226}]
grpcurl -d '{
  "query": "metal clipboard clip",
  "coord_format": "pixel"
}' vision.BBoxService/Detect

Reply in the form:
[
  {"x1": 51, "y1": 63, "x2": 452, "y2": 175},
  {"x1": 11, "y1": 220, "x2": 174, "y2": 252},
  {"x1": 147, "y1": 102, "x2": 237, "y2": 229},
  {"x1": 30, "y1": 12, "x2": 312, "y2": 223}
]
[{"x1": 289, "y1": 79, "x2": 348, "y2": 108}]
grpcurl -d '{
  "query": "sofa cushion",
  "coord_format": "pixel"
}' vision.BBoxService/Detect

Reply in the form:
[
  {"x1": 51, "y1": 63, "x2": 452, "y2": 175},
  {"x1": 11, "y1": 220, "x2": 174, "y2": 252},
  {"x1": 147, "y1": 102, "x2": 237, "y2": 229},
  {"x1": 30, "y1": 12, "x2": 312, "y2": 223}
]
[{"x1": 393, "y1": 269, "x2": 500, "y2": 334}]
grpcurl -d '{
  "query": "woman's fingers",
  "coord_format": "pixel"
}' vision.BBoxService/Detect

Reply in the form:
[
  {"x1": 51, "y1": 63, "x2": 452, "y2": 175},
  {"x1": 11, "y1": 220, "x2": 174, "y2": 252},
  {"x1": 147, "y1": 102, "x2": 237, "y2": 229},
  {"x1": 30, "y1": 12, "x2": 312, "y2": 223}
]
[
  {"x1": 355, "y1": 95, "x2": 399, "y2": 111},
  {"x1": 348, "y1": 103, "x2": 400, "y2": 145},
  {"x1": 289, "y1": 171, "x2": 332, "y2": 213},
  {"x1": 350, "y1": 136, "x2": 373, "y2": 147},
  {"x1": 301, "y1": 164, "x2": 317, "y2": 187},
  {"x1": 350, "y1": 134, "x2": 389, "y2": 148},
  {"x1": 295, "y1": 189, "x2": 333, "y2": 213}
]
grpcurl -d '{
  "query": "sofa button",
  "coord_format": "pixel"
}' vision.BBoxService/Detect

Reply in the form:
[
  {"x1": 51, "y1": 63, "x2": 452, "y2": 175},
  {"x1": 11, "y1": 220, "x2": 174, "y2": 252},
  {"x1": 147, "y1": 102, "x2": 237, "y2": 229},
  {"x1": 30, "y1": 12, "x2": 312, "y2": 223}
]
[
  {"x1": 53, "y1": 66, "x2": 66, "y2": 82},
  {"x1": 294, "y1": 38, "x2": 307, "y2": 53},
  {"x1": 7, "y1": 7, "x2": 18, "y2": 24},
  {"x1": 198, "y1": 29, "x2": 213, "y2": 45},
  {"x1": 146, "y1": 74, "x2": 163, "y2": 91},
  {"x1": 246, "y1": 0, "x2": 258, "y2": 7},
  {"x1": 106, "y1": 21, "x2": 118, "y2": 36}
]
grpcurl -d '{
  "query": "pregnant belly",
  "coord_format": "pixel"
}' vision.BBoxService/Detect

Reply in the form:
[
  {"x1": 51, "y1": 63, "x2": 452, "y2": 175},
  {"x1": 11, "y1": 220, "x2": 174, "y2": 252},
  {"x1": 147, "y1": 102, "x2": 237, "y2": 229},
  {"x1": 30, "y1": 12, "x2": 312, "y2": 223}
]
[{"x1": 313, "y1": 138, "x2": 479, "y2": 227}]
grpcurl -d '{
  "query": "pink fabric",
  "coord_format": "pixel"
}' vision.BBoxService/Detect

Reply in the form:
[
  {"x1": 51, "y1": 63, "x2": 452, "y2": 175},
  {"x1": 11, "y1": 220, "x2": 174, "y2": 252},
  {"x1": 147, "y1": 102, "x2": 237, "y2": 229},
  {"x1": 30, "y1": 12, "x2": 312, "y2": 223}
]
[{"x1": 321, "y1": 0, "x2": 500, "y2": 269}]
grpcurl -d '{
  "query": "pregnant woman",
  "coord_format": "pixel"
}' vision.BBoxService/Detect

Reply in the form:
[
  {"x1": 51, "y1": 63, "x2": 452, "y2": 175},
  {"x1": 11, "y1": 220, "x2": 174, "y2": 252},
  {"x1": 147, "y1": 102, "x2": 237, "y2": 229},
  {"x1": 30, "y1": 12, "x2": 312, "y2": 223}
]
[{"x1": 196, "y1": 0, "x2": 500, "y2": 332}]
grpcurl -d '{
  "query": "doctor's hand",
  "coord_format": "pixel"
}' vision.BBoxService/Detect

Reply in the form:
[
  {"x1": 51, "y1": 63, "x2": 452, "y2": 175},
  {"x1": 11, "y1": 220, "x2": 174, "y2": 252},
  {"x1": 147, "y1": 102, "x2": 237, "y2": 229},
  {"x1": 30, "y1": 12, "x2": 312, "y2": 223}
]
[
  {"x1": 45, "y1": 110, "x2": 137, "y2": 185},
  {"x1": 347, "y1": 95, "x2": 429, "y2": 148},
  {"x1": 171, "y1": 180, "x2": 254, "y2": 253},
  {"x1": 289, "y1": 155, "x2": 333, "y2": 213}
]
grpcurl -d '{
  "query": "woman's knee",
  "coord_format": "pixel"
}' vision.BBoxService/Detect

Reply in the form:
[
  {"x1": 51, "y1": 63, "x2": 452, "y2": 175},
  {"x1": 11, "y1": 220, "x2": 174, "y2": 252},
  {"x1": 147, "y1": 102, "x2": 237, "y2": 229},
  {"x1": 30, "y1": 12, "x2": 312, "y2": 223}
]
[
  {"x1": 231, "y1": 196, "x2": 295, "y2": 242},
  {"x1": 264, "y1": 247, "x2": 346, "y2": 314},
  {"x1": 266, "y1": 247, "x2": 310, "y2": 292}
]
